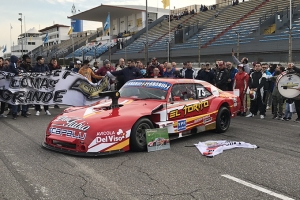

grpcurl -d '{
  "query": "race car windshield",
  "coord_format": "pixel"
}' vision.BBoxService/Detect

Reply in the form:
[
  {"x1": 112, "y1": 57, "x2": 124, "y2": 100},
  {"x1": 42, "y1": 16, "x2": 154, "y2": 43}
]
[{"x1": 119, "y1": 87, "x2": 168, "y2": 100}]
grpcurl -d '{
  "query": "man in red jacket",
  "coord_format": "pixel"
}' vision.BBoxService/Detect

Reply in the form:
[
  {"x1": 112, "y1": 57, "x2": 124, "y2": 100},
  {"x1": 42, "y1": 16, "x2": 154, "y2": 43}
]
[{"x1": 233, "y1": 64, "x2": 249, "y2": 116}]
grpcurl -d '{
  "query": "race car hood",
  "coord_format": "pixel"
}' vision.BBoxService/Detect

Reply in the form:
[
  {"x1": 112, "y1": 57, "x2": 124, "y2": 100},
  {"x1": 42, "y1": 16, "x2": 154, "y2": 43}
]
[{"x1": 47, "y1": 97, "x2": 165, "y2": 152}]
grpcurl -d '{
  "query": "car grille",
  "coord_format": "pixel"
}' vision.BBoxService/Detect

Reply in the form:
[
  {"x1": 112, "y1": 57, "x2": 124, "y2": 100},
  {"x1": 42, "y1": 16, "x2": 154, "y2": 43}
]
[{"x1": 52, "y1": 140, "x2": 76, "y2": 149}]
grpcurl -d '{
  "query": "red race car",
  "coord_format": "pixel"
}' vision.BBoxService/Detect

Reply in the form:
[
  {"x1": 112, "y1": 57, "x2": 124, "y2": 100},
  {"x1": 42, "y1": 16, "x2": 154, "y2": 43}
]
[{"x1": 42, "y1": 78, "x2": 241, "y2": 156}]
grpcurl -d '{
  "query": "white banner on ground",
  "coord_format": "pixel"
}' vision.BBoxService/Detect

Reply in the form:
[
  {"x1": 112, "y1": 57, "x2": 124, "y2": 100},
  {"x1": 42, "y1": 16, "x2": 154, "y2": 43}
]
[
  {"x1": 0, "y1": 70, "x2": 111, "y2": 106},
  {"x1": 195, "y1": 140, "x2": 258, "y2": 158}
]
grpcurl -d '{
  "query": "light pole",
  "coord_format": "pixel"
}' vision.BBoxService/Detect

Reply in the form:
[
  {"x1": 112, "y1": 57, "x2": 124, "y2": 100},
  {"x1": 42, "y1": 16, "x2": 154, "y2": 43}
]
[
  {"x1": 288, "y1": 0, "x2": 293, "y2": 63},
  {"x1": 146, "y1": 0, "x2": 149, "y2": 63},
  {"x1": 18, "y1": 13, "x2": 23, "y2": 56},
  {"x1": 235, "y1": 31, "x2": 241, "y2": 60},
  {"x1": 198, "y1": 34, "x2": 202, "y2": 67}
]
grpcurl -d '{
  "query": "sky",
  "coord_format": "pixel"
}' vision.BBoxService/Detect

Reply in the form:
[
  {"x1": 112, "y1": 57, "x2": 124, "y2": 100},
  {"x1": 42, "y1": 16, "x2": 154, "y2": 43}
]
[{"x1": 0, "y1": 0, "x2": 212, "y2": 56}]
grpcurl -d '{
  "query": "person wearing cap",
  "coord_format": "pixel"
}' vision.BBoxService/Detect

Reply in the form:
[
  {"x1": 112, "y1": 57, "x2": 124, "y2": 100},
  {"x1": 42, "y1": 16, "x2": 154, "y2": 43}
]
[
  {"x1": 215, "y1": 61, "x2": 230, "y2": 90},
  {"x1": 72, "y1": 61, "x2": 82, "y2": 73},
  {"x1": 78, "y1": 60, "x2": 103, "y2": 82},
  {"x1": 32, "y1": 56, "x2": 51, "y2": 116},
  {"x1": 231, "y1": 51, "x2": 250, "y2": 74},
  {"x1": 196, "y1": 63, "x2": 215, "y2": 85},
  {"x1": 246, "y1": 62, "x2": 266, "y2": 119},
  {"x1": 233, "y1": 64, "x2": 249, "y2": 116},
  {"x1": 96, "y1": 59, "x2": 116, "y2": 90}
]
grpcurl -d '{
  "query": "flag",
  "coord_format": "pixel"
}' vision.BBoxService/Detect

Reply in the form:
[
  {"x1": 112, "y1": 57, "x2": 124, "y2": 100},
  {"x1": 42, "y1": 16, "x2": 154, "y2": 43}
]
[
  {"x1": 68, "y1": 27, "x2": 73, "y2": 35},
  {"x1": 103, "y1": 13, "x2": 110, "y2": 33},
  {"x1": 2, "y1": 45, "x2": 7, "y2": 53},
  {"x1": 43, "y1": 33, "x2": 48, "y2": 43},
  {"x1": 162, "y1": 0, "x2": 170, "y2": 9},
  {"x1": 10, "y1": 24, "x2": 13, "y2": 29},
  {"x1": 30, "y1": 36, "x2": 32, "y2": 41}
]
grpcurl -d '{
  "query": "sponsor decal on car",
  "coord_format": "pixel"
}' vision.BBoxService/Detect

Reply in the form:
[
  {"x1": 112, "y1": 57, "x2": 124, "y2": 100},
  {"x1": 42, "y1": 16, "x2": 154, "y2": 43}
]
[
  {"x1": 95, "y1": 129, "x2": 126, "y2": 143},
  {"x1": 54, "y1": 116, "x2": 90, "y2": 131},
  {"x1": 177, "y1": 119, "x2": 186, "y2": 131},
  {"x1": 124, "y1": 80, "x2": 172, "y2": 91},
  {"x1": 169, "y1": 100, "x2": 209, "y2": 119},
  {"x1": 49, "y1": 127, "x2": 86, "y2": 140}
]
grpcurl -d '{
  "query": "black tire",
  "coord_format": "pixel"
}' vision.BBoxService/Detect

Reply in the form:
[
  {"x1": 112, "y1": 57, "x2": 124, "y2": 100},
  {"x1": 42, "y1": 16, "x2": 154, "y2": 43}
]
[
  {"x1": 130, "y1": 118, "x2": 154, "y2": 151},
  {"x1": 216, "y1": 106, "x2": 231, "y2": 133}
]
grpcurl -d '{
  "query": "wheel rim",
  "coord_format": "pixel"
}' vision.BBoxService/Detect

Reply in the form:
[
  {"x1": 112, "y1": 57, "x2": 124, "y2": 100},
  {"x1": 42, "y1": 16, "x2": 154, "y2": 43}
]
[
  {"x1": 220, "y1": 111, "x2": 230, "y2": 130},
  {"x1": 135, "y1": 122, "x2": 151, "y2": 146}
]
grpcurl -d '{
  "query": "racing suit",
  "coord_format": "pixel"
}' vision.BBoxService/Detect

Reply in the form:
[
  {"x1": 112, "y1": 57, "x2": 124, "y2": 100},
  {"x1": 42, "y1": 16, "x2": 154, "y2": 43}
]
[{"x1": 233, "y1": 71, "x2": 249, "y2": 114}]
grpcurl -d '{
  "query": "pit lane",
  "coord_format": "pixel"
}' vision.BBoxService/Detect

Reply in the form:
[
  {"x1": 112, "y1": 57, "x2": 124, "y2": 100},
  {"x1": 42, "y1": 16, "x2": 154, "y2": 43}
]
[{"x1": 0, "y1": 107, "x2": 299, "y2": 200}]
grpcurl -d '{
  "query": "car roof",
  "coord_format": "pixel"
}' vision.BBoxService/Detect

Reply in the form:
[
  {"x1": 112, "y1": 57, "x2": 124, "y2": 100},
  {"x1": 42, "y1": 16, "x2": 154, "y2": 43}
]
[{"x1": 139, "y1": 78, "x2": 211, "y2": 87}]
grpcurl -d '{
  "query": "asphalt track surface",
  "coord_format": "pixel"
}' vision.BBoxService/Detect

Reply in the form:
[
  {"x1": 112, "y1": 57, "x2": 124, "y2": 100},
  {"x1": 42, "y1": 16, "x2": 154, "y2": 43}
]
[{"x1": 1, "y1": 107, "x2": 300, "y2": 200}]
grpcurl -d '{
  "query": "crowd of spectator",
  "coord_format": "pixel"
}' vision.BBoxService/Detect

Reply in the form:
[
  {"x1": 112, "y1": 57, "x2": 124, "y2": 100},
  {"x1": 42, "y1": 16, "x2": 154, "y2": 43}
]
[{"x1": 1, "y1": 52, "x2": 300, "y2": 122}]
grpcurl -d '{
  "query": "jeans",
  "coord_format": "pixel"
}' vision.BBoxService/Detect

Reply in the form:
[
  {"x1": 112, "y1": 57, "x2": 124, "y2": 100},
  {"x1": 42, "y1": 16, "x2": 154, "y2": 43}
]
[
  {"x1": 284, "y1": 103, "x2": 292, "y2": 118},
  {"x1": 11, "y1": 105, "x2": 27, "y2": 114}
]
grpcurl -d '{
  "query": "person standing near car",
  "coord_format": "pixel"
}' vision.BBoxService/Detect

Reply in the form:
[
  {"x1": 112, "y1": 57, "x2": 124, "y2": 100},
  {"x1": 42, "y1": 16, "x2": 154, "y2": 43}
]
[
  {"x1": 48, "y1": 58, "x2": 62, "y2": 108},
  {"x1": 181, "y1": 61, "x2": 197, "y2": 79},
  {"x1": 78, "y1": 60, "x2": 103, "y2": 82},
  {"x1": 233, "y1": 64, "x2": 249, "y2": 116},
  {"x1": 246, "y1": 62, "x2": 266, "y2": 119},
  {"x1": 215, "y1": 61, "x2": 230, "y2": 91},
  {"x1": 7, "y1": 55, "x2": 29, "y2": 119},
  {"x1": 109, "y1": 60, "x2": 143, "y2": 83},
  {"x1": 96, "y1": 59, "x2": 116, "y2": 90},
  {"x1": 32, "y1": 56, "x2": 51, "y2": 116}
]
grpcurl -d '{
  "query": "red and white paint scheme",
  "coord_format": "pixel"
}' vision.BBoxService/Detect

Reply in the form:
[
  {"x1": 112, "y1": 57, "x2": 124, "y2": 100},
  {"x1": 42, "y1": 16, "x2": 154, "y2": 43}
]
[{"x1": 42, "y1": 78, "x2": 241, "y2": 156}]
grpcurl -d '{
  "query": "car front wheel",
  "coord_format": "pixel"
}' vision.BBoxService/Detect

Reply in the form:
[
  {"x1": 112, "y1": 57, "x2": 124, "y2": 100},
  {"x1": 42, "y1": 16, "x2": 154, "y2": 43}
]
[
  {"x1": 216, "y1": 106, "x2": 231, "y2": 133},
  {"x1": 130, "y1": 118, "x2": 154, "y2": 151}
]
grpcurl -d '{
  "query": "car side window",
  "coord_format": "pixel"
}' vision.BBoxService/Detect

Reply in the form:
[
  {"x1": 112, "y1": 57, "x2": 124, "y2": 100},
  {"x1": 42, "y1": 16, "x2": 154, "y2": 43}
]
[
  {"x1": 195, "y1": 84, "x2": 212, "y2": 99},
  {"x1": 171, "y1": 84, "x2": 197, "y2": 101}
]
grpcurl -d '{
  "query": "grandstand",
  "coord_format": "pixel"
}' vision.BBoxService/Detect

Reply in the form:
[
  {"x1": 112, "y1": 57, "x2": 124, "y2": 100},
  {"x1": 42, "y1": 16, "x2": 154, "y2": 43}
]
[
  {"x1": 105, "y1": 0, "x2": 300, "y2": 63},
  {"x1": 29, "y1": 0, "x2": 300, "y2": 64}
]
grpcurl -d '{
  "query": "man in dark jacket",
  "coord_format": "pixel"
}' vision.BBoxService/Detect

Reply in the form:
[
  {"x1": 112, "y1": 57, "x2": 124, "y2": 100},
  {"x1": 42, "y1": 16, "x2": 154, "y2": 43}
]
[
  {"x1": 110, "y1": 59, "x2": 143, "y2": 83},
  {"x1": 32, "y1": 56, "x2": 51, "y2": 116},
  {"x1": 20, "y1": 54, "x2": 33, "y2": 72},
  {"x1": 196, "y1": 63, "x2": 215, "y2": 84},
  {"x1": 6, "y1": 55, "x2": 29, "y2": 119},
  {"x1": 246, "y1": 62, "x2": 266, "y2": 119},
  {"x1": 181, "y1": 61, "x2": 197, "y2": 79},
  {"x1": 215, "y1": 61, "x2": 230, "y2": 90}
]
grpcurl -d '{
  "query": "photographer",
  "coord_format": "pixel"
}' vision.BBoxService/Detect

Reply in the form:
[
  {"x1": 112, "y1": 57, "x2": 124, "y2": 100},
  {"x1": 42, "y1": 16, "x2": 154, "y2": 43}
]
[{"x1": 232, "y1": 51, "x2": 250, "y2": 74}]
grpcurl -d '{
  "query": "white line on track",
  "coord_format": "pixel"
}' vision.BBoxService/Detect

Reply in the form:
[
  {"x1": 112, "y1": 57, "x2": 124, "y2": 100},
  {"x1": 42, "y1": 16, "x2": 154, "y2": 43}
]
[{"x1": 221, "y1": 174, "x2": 295, "y2": 200}]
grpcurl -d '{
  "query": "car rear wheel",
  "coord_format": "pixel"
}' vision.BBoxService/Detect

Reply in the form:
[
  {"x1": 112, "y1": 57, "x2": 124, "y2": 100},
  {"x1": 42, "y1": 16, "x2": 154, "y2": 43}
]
[
  {"x1": 130, "y1": 118, "x2": 154, "y2": 151},
  {"x1": 216, "y1": 106, "x2": 231, "y2": 133}
]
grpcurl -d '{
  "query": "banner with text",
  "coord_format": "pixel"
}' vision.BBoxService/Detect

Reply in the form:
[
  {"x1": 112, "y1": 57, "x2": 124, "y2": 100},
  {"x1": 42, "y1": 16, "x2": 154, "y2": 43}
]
[{"x1": 0, "y1": 70, "x2": 111, "y2": 106}]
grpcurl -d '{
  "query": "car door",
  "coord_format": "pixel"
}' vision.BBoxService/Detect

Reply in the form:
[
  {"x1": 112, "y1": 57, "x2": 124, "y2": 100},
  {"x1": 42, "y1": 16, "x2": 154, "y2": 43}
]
[
  {"x1": 166, "y1": 83, "x2": 199, "y2": 134},
  {"x1": 194, "y1": 83, "x2": 214, "y2": 125}
]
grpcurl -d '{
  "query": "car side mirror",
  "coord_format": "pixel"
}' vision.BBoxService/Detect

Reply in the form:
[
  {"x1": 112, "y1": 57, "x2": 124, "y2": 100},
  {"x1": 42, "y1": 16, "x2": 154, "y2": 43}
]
[{"x1": 173, "y1": 96, "x2": 181, "y2": 101}]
